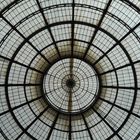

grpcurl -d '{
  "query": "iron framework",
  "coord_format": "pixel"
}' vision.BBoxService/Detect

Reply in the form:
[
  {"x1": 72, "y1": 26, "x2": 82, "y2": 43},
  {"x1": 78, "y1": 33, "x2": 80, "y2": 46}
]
[{"x1": 0, "y1": 0, "x2": 140, "y2": 140}]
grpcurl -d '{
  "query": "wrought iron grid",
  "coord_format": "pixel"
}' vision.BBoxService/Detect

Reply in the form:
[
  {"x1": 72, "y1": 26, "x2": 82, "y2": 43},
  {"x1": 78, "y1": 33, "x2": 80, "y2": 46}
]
[{"x1": 0, "y1": 0, "x2": 140, "y2": 139}]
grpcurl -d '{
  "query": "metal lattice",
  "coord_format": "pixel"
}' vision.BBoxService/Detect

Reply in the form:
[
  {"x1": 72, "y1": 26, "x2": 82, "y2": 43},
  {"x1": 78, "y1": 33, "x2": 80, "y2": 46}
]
[{"x1": 0, "y1": 0, "x2": 140, "y2": 140}]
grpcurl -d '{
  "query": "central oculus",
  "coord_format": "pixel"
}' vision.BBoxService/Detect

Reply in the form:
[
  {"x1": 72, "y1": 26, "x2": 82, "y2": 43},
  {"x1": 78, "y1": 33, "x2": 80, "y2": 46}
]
[
  {"x1": 66, "y1": 79, "x2": 76, "y2": 88},
  {"x1": 43, "y1": 58, "x2": 100, "y2": 114}
]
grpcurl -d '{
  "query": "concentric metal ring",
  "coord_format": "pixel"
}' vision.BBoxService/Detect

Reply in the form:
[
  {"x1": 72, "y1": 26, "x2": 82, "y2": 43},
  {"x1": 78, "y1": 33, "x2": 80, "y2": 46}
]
[
  {"x1": 0, "y1": 0, "x2": 140, "y2": 140},
  {"x1": 43, "y1": 58, "x2": 100, "y2": 114}
]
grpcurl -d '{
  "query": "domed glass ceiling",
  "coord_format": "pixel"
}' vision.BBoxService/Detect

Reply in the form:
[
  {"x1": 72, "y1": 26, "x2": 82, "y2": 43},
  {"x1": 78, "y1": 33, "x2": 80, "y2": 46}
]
[{"x1": 0, "y1": 0, "x2": 140, "y2": 140}]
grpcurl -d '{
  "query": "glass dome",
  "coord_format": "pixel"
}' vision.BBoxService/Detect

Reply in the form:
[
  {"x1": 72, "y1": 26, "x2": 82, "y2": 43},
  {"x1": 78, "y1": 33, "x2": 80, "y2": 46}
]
[{"x1": 0, "y1": 0, "x2": 140, "y2": 140}]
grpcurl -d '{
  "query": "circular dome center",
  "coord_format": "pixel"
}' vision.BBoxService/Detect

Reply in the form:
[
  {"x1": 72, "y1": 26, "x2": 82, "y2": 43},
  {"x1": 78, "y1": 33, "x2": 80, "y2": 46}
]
[
  {"x1": 66, "y1": 79, "x2": 76, "y2": 88},
  {"x1": 43, "y1": 58, "x2": 100, "y2": 114}
]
